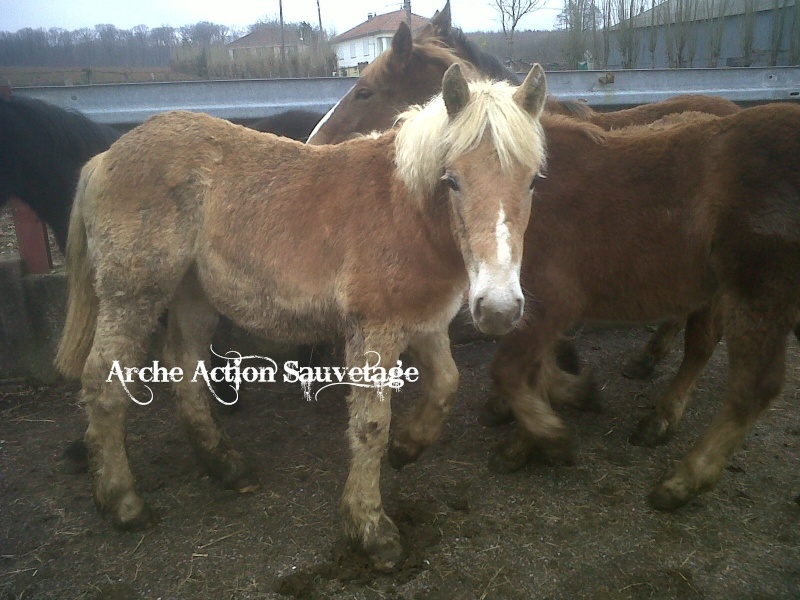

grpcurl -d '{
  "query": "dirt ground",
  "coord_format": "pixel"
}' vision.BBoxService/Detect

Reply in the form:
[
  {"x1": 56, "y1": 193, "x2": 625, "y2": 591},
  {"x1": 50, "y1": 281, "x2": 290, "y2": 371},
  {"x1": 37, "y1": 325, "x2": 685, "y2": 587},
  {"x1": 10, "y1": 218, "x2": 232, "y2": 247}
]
[{"x1": 1, "y1": 325, "x2": 799, "y2": 600}]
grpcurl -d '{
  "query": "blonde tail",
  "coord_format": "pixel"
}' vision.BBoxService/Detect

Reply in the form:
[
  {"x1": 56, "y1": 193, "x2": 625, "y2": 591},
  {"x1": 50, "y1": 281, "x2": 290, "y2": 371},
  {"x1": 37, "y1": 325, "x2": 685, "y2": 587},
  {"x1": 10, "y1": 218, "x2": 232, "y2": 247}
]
[{"x1": 54, "y1": 155, "x2": 101, "y2": 379}]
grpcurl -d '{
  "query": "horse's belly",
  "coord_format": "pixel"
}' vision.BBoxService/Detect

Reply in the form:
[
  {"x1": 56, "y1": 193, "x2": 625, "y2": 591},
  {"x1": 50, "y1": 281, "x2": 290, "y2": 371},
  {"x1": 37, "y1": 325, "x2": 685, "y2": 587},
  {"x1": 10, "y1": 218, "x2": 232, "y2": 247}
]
[
  {"x1": 195, "y1": 256, "x2": 341, "y2": 344},
  {"x1": 583, "y1": 263, "x2": 717, "y2": 321}
]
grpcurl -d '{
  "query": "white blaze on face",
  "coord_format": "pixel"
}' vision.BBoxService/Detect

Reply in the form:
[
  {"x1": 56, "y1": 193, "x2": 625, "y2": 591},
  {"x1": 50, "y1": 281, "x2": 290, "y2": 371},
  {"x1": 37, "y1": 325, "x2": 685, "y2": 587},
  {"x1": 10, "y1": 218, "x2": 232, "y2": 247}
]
[
  {"x1": 496, "y1": 206, "x2": 512, "y2": 266},
  {"x1": 468, "y1": 203, "x2": 524, "y2": 334},
  {"x1": 306, "y1": 84, "x2": 355, "y2": 144}
]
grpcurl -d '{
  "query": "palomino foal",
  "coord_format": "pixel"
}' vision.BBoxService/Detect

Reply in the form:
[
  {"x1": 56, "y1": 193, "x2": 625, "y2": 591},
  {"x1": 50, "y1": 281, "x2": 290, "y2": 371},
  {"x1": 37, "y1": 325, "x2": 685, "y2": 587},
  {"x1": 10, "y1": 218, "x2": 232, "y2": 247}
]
[{"x1": 56, "y1": 64, "x2": 549, "y2": 570}]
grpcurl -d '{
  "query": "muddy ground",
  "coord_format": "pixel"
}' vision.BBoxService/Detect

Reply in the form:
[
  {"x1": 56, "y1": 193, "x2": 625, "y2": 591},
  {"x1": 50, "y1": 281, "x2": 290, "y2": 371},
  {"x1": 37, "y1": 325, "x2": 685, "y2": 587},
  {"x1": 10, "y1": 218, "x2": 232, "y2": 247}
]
[{"x1": 1, "y1": 326, "x2": 799, "y2": 600}]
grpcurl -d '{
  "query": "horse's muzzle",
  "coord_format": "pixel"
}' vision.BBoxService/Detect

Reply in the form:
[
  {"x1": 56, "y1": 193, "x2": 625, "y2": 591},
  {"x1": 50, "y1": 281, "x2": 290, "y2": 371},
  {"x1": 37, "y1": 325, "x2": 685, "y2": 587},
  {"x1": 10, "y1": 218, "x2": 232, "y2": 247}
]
[{"x1": 471, "y1": 292, "x2": 524, "y2": 335}]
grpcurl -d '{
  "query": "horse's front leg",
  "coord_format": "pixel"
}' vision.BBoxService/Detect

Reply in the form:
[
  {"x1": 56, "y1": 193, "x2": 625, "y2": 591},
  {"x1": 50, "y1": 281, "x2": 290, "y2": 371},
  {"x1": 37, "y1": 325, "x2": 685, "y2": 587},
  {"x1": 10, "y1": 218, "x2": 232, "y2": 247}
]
[
  {"x1": 388, "y1": 329, "x2": 459, "y2": 470},
  {"x1": 488, "y1": 332, "x2": 573, "y2": 473},
  {"x1": 341, "y1": 328, "x2": 404, "y2": 572}
]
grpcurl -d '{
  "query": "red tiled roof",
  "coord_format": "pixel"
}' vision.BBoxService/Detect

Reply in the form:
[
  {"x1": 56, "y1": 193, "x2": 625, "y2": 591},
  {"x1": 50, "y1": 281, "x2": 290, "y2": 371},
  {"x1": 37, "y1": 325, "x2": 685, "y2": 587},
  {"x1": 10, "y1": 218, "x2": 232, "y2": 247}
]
[{"x1": 333, "y1": 10, "x2": 430, "y2": 43}]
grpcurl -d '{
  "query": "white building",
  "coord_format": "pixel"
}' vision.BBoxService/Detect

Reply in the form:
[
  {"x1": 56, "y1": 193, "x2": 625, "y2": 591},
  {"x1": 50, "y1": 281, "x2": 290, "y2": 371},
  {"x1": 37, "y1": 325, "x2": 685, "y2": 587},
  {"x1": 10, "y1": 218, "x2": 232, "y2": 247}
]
[{"x1": 332, "y1": 10, "x2": 430, "y2": 76}]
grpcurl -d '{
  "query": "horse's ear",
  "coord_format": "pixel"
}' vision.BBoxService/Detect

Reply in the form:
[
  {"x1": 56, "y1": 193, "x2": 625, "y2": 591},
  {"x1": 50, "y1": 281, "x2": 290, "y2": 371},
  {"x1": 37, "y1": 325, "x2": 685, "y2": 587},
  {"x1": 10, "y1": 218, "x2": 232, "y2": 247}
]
[
  {"x1": 513, "y1": 63, "x2": 547, "y2": 118},
  {"x1": 391, "y1": 22, "x2": 414, "y2": 66},
  {"x1": 431, "y1": 1, "x2": 452, "y2": 37},
  {"x1": 442, "y1": 63, "x2": 470, "y2": 119},
  {"x1": 415, "y1": 23, "x2": 435, "y2": 42}
]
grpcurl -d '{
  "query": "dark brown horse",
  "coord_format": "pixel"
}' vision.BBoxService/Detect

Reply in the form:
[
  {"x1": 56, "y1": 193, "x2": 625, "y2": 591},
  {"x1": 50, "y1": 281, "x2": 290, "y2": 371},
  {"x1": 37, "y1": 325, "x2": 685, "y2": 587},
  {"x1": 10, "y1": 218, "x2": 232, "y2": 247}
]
[{"x1": 485, "y1": 106, "x2": 800, "y2": 511}]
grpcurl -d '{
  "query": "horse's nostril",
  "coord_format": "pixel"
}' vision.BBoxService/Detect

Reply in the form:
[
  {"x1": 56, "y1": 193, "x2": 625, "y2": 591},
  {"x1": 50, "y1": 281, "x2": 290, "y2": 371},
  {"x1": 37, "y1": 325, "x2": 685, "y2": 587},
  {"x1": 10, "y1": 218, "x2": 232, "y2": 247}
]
[
  {"x1": 475, "y1": 297, "x2": 485, "y2": 320},
  {"x1": 516, "y1": 298, "x2": 524, "y2": 320}
]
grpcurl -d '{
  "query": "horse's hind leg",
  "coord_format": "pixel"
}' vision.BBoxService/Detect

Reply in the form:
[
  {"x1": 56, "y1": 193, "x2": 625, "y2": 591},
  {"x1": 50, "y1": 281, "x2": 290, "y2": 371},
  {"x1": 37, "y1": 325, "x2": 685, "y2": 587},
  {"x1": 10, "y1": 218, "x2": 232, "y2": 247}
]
[
  {"x1": 83, "y1": 298, "x2": 165, "y2": 530},
  {"x1": 632, "y1": 301, "x2": 722, "y2": 447},
  {"x1": 622, "y1": 318, "x2": 684, "y2": 380},
  {"x1": 388, "y1": 329, "x2": 459, "y2": 470},
  {"x1": 649, "y1": 300, "x2": 791, "y2": 510},
  {"x1": 162, "y1": 271, "x2": 256, "y2": 492},
  {"x1": 341, "y1": 327, "x2": 404, "y2": 572}
]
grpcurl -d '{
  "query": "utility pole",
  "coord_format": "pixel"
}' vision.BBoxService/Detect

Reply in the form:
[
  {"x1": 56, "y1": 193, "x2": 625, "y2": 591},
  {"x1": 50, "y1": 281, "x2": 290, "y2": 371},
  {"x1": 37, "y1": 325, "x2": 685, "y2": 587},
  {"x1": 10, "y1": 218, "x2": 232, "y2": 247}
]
[
  {"x1": 404, "y1": 0, "x2": 412, "y2": 27},
  {"x1": 279, "y1": 0, "x2": 286, "y2": 75},
  {"x1": 316, "y1": 0, "x2": 324, "y2": 35}
]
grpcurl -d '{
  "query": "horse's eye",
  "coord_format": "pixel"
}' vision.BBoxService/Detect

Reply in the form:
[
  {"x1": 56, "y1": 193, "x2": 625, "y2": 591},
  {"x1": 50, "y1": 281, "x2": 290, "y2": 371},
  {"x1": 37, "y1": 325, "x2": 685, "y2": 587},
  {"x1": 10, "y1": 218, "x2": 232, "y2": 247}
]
[
  {"x1": 355, "y1": 88, "x2": 373, "y2": 101},
  {"x1": 530, "y1": 173, "x2": 545, "y2": 190},
  {"x1": 442, "y1": 174, "x2": 460, "y2": 191}
]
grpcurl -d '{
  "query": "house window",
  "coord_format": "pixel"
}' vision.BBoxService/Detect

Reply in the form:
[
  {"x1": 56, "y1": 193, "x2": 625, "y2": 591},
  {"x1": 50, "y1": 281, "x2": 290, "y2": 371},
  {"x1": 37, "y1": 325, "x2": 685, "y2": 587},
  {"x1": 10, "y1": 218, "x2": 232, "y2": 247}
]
[
  {"x1": 350, "y1": 42, "x2": 356, "y2": 58},
  {"x1": 338, "y1": 45, "x2": 344, "y2": 60},
  {"x1": 376, "y1": 38, "x2": 383, "y2": 53},
  {"x1": 363, "y1": 39, "x2": 369, "y2": 55}
]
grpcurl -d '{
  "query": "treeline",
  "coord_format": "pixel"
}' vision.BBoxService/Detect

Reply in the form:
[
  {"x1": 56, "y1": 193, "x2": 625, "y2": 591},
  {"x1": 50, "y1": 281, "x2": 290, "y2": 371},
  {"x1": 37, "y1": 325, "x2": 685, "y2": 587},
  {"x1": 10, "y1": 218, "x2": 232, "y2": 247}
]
[{"x1": 0, "y1": 20, "x2": 335, "y2": 79}]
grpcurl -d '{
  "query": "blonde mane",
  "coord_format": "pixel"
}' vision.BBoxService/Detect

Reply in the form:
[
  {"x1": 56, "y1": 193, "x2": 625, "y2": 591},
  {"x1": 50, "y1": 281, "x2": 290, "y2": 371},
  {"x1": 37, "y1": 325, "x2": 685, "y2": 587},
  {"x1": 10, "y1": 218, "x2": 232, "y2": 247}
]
[{"x1": 394, "y1": 78, "x2": 546, "y2": 198}]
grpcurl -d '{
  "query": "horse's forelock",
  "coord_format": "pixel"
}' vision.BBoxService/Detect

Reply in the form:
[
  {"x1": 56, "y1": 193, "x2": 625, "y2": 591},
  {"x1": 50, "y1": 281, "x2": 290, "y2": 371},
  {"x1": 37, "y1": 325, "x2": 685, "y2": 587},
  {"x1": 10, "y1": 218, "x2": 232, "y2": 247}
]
[{"x1": 395, "y1": 79, "x2": 546, "y2": 199}]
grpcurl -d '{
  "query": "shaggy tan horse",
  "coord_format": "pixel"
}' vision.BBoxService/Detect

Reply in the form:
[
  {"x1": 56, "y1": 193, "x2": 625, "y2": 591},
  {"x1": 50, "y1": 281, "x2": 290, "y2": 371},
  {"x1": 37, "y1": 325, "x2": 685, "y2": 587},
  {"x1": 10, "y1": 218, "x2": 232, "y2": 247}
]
[{"x1": 55, "y1": 64, "x2": 549, "y2": 571}]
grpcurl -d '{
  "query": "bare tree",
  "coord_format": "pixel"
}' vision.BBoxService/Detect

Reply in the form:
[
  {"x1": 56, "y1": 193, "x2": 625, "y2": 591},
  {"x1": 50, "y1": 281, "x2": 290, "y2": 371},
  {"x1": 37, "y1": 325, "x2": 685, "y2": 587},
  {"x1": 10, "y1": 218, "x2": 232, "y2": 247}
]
[
  {"x1": 615, "y1": 0, "x2": 644, "y2": 69},
  {"x1": 561, "y1": 0, "x2": 590, "y2": 68},
  {"x1": 741, "y1": 0, "x2": 756, "y2": 66},
  {"x1": 492, "y1": 0, "x2": 544, "y2": 61},
  {"x1": 662, "y1": 0, "x2": 699, "y2": 68},
  {"x1": 647, "y1": 0, "x2": 658, "y2": 68},
  {"x1": 601, "y1": 0, "x2": 614, "y2": 66},
  {"x1": 769, "y1": 0, "x2": 790, "y2": 65},
  {"x1": 791, "y1": 0, "x2": 800, "y2": 64},
  {"x1": 703, "y1": 0, "x2": 726, "y2": 67}
]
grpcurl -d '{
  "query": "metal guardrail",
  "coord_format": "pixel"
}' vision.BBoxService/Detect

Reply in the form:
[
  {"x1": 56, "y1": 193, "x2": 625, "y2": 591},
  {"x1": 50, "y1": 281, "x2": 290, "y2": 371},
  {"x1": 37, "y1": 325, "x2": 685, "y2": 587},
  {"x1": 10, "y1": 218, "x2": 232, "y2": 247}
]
[{"x1": 12, "y1": 67, "x2": 800, "y2": 127}]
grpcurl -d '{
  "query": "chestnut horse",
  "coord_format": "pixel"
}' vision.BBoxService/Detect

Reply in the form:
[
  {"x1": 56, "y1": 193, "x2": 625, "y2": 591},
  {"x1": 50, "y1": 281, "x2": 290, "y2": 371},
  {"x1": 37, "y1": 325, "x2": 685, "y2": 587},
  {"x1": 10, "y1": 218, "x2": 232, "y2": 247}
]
[
  {"x1": 55, "y1": 65, "x2": 549, "y2": 571},
  {"x1": 487, "y1": 105, "x2": 800, "y2": 510},
  {"x1": 306, "y1": 3, "x2": 743, "y2": 385}
]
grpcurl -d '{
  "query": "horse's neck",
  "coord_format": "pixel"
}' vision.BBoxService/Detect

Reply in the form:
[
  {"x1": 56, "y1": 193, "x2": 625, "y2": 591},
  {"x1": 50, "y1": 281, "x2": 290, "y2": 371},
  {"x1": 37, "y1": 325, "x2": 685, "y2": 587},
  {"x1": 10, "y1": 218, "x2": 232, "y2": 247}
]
[
  {"x1": 447, "y1": 30, "x2": 519, "y2": 84},
  {"x1": 390, "y1": 175, "x2": 463, "y2": 267}
]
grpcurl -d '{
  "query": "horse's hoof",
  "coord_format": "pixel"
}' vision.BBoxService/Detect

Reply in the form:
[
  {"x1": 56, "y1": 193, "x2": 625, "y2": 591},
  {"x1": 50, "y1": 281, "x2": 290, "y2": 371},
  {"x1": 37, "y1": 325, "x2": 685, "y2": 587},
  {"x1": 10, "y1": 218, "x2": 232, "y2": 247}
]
[
  {"x1": 648, "y1": 471, "x2": 694, "y2": 511},
  {"x1": 621, "y1": 354, "x2": 657, "y2": 380},
  {"x1": 630, "y1": 414, "x2": 671, "y2": 447},
  {"x1": 225, "y1": 462, "x2": 259, "y2": 493},
  {"x1": 488, "y1": 441, "x2": 531, "y2": 473},
  {"x1": 478, "y1": 397, "x2": 515, "y2": 427},
  {"x1": 109, "y1": 498, "x2": 159, "y2": 531},
  {"x1": 362, "y1": 516, "x2": 403, "y2": 573},
  {"x1": 387, "y1": 440, "x2": 419, "y2": 471},
  {"x1": 61, "y1": 438, "x2": 89, "y2": 474}
]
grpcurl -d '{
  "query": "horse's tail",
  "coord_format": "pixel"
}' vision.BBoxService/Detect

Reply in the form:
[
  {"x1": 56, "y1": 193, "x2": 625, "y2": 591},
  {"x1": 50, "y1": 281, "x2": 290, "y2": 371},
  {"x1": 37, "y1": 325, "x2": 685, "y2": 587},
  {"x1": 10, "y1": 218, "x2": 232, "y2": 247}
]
[{"x1": 55, "y1": 155, "x2": 102, "y2": 379}]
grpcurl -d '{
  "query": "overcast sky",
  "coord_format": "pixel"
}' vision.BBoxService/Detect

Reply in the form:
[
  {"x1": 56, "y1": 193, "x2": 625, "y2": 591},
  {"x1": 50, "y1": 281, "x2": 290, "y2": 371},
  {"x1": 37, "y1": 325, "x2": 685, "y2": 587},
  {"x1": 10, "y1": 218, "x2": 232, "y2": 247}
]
[{"x1": 0, "y1": 0, "x2": 563, "y2": 35}]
